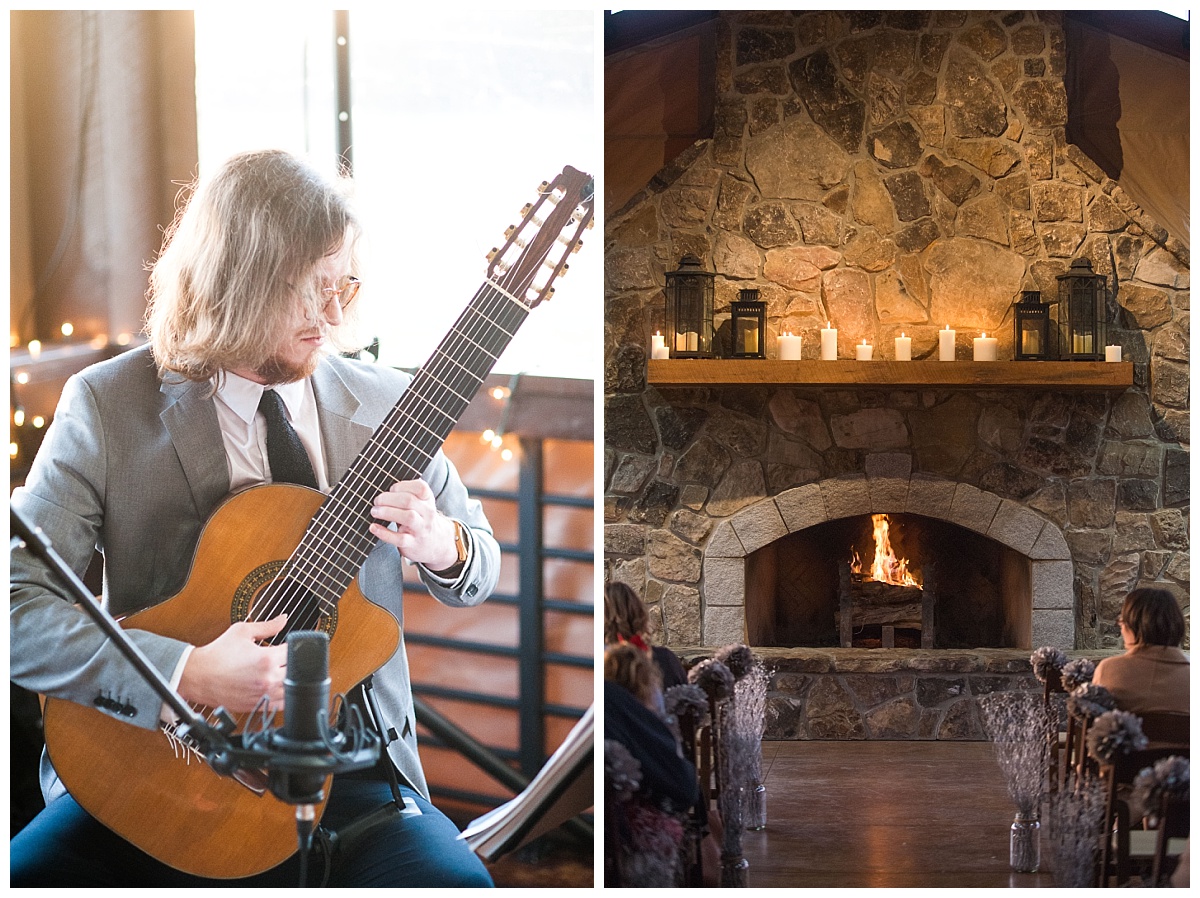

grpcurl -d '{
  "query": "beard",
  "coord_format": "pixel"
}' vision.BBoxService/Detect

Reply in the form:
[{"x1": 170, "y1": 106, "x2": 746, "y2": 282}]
[{"x1": 254, "y1": 346, "x2": 323, "y2": 386}]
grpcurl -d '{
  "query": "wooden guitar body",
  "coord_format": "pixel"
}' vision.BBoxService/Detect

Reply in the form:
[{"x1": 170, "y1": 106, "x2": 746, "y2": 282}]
[{"x1": 41, "y1": 483, "x2": 400, "y2": 879}]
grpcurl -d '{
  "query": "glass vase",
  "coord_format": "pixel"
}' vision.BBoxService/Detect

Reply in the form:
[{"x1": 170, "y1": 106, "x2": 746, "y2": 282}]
[
  {"x1": 745, "y1": 782, "x2": 767, "y2": 830},
  {"x1": 1010, "y1": 813, "x2": 1041, "y2": 873}
]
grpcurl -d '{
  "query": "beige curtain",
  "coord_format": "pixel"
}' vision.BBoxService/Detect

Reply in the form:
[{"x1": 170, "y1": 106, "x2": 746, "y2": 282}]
[{"x1": 10, "y1": 10, "x2": 198, "y2": 347}]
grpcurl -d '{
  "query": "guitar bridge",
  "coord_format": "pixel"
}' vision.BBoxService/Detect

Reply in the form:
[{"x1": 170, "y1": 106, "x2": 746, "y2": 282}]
[{"x1": 161, "y1": 720, "x2": 268, "y2": 795}]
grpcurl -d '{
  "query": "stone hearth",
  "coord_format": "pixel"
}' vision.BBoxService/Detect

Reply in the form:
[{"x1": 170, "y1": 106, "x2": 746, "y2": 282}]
[{"x1": 681, "y1": 646, "x2": 1118, "y2": 741}]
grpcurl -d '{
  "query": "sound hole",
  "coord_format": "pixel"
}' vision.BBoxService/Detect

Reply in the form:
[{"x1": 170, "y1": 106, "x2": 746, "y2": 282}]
[{"x1": 232, "y1": 560, "x2": 337, "y2": 639}]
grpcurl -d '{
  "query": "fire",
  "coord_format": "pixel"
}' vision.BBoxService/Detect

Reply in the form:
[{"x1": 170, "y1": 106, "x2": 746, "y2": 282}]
[{"x1": 850, "y1": 514, "x2": 921, "y2": 587}]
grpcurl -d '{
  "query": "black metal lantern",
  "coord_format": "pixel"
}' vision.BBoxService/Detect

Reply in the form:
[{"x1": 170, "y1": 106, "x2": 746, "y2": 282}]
[
  {"x1": 1012, "y1": 290, "x2": 1054, "y2": 360},
  {"x1": 1057, "y1": 258, "x2": 1107, "y2": 361},
  {"x1": 664, "y1": 254, "x2": 715, "y2": 358},
  {"x1": 729, "y1": 289, "x2": 766, "y2": 359}
]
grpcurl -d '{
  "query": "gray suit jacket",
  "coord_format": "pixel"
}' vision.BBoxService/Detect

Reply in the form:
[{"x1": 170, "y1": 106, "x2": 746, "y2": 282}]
[{"x1": 10, "y1": 344, "x2": 500, "y2": 801}]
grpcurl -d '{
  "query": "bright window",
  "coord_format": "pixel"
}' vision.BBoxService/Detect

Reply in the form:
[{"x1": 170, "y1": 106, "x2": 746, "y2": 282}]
[{"x1": 194, "y1": 10, "x2": 597, "y2": 380}]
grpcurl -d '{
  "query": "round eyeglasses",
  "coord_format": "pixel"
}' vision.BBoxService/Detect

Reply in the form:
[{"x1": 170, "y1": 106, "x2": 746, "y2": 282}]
[{"x1": 323, "y1": 275, "x2": 361, "y2": 310}]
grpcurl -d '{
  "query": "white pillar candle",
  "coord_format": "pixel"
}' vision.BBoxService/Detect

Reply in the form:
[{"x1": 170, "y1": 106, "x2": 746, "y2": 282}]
[
  {"x1": 973, "y1": 332, "x2": 998, "y2": 361},
  {"x1": 1105, "y1": 345, "x2": 1122, "y2": 362},
  {"x1": 820, "y1": 322, "x2": 838, "y2": 360},
  {"x1": 779, "y1": 332, "x2": 802, "y2": 360},
  {"x1": 939, "y1": 325, "x2": 956, "y2": 361},
  {"x1": 856, "y1": 340, "x2": 873, "y2": 361},
  {"x1": 650, "y1": 332, "x2": 669, "y2": 359},
  {"x1": 894, "y1": 333, "x2": 911, "y2": 361}
]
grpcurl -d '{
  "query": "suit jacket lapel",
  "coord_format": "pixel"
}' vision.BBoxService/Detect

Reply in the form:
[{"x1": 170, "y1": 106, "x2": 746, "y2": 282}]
[
  {"x1": 312, "y1": 359, "x2": 372, "y2": 484},
  {"x1": 159, "y1": 378, "x2": 230, "y2": 517}
]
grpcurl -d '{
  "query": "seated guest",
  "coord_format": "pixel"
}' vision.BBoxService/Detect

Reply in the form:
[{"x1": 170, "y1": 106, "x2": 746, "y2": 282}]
[
  {"x1": 604, "y1": 645, "x2": 700, "y2": 886},
  {"x1": 1093, "y1": 587, "x2": 1189, "y2": 716},
  {"x1": 605, "y1": 581, "x2": 687, "y2": 691},
  {"x1": 605, "y1": 640, "x2": 664, "y2": 711}
]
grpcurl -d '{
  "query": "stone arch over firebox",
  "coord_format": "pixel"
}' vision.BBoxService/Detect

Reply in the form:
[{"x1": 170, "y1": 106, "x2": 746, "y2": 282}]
[{"x1": 699, "y1": 458, "x2": 1076, "y2": 650}]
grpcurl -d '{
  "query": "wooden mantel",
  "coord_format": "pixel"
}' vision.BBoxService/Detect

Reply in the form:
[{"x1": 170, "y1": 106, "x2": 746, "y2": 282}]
[{"x1": 647, "y1": 359, "x2": 1133, "y2": 390}]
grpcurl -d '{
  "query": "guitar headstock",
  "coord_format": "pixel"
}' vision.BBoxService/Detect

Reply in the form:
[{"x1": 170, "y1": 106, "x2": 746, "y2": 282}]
[{"x1": 487, "y1": 165, "x2": 594, "y2": 309}]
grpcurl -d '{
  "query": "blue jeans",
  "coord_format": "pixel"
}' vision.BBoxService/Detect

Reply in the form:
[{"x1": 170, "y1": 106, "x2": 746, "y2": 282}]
[{"x1": 10, "y1": 775, "x2": 494, "y2": 887}]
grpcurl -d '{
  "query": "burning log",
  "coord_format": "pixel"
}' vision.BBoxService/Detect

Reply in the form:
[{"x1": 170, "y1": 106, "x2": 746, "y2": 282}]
[{"x1": 838, "y1": 562, "x2": 936, "y2": 648}]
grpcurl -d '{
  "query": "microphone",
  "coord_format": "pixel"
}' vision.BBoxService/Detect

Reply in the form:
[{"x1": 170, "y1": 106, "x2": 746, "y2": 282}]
[{"x1": 268, "y1": 630, "x2": 332, "y2": 805}]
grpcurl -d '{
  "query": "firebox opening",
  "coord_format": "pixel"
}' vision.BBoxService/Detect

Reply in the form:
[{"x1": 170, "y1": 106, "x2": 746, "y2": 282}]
[{"x1": 744, "y1": 513, "x2": 1033, "y2": 650}]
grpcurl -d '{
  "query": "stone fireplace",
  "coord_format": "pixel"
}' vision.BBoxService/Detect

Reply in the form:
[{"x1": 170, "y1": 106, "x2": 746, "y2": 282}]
[
  {"x1": 604, "y1": 11, "x2": 1189, "y2": 738},
  {"x1": 713, "y1": 467, "x2": 1070, "y2": 651}
]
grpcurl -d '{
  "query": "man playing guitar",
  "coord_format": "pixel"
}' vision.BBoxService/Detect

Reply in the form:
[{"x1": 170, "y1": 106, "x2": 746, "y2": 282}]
[{"x1": 11, "y1": 149, "x2": 501, "y2": 887}]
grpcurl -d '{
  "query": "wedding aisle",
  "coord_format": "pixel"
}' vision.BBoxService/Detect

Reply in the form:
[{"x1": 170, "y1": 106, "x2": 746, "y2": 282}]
[{"x1": 740, "y1": 740, "x2": 1058, "y2": 888}]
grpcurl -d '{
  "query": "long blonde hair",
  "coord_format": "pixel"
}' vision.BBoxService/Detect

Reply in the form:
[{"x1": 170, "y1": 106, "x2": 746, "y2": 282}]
[{"x1": 145, "y1": 149, "x2": 364, "y2": 382}]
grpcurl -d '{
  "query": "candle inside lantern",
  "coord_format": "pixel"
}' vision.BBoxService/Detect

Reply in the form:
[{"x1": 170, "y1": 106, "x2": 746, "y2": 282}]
[
  {"x1": 894, "y1": 333, "x2": 911, "y2": 361},
  {"x1": 856, "y1": 339, "x2": 874, "y2": 361},
  {"x1": 779, "y1": 332, "x2": 802, "y2": 360},
  {"x1": 741, "y1": 323, "x2": 760, "y2": 354},
  {"x1": 1072, "y1": 333, "x2": 1094, "y2": 355},
  {"x1": 820, "y1": 322, "x2": 838, "y2": 360},
  {"x1": 675, "y1": 331, "x2": 698, "y2": 352},
  {"x1": 973, "y1": 332, "x2": 998, "y2": 361},
  {"x1": 1105, "y1": 345, "x2": 1122, "y2": 363},
  {"x1": 939, "y1": 325, "x2": 956, "y2": 361},
  {"x1": 650, "y1": 332, "x2": 669, "y2": 359}
]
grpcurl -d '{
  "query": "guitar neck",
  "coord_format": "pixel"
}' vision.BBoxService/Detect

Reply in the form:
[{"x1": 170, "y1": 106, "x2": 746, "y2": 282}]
[
  {"x1": 288, "y1": 282, "x2": 528, "y2": 608},
  {"x1": 265, "y1": 165, "x2": 593, "y2": 620}
]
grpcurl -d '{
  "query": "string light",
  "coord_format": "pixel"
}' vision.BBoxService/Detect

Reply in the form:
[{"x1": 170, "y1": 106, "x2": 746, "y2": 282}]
[
  {"x1": 13, "y1": 409, "x2": 25, "y2": 427},
  {"x1": 15, "y1": 372, "x2": 30, "y2": 385},
  {"x1": 27, "y1": 340, "x2": 41, "y2": 359},
  {"x1": 60, "y1": 322, "x2": 74, "y2": 337},
  {"x1": 480, "y1": 373, "x2": 522, "y2": 463}
]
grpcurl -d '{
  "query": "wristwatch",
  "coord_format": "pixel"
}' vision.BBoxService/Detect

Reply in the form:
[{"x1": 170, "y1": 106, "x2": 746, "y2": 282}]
[{"x1": 449, "y1": 519, "x2": 469, "y2": 567}]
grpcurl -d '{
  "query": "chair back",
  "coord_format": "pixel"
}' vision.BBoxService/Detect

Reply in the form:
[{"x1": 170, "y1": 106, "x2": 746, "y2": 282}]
[
  {"x1": 1139, "y1": 711, "x2": 1189, "y2": 749},
  {"x1": 1151, "y1": 792, "x2": 1190, "y2": 886}
]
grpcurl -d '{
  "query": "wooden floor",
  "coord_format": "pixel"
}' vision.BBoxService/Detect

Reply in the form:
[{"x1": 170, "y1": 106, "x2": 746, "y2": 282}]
[{"x1": 740, "y1": 740, "x2": 1058, "y2": 888}]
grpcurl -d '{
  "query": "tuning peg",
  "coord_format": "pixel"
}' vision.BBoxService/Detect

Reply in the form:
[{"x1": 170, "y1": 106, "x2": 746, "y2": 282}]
[
  {"x1": 487, "y1": 247, "x2": 499, "y2": 261},
  {"x1": 537, "y1": 180, "x2": 550, "y2": 194},
  {"x1": 520, "y1": 202, "x2": 533, "y2": 217},
  {"x1": 570, "y1": 240, "x2": 584, "y2": 254}
]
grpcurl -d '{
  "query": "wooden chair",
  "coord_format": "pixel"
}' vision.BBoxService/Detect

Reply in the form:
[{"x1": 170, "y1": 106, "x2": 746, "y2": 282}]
[
  {"x1": 1148, "y1": 794, "x2": 1190, "y2": 887},
  {"x1": 1042, "y1": 668, "x2": 1068, "y2": 792},
  {"x1": 1064, "y1": 712, "x2": 1098, "y2": 790},
  {"x1": 1097, "y1": 713, "x2": 1189, "y2": 887}
]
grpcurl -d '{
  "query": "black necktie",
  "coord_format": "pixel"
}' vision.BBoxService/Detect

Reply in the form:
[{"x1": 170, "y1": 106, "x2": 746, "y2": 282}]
[{"x1": 258, "y1": 388, "x2": 319, "y2": 489}]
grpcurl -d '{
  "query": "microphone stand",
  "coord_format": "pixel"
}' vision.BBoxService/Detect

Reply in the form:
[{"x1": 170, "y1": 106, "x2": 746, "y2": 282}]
[{"x1": 11, "y1": 507, "x2": 380, "y2": 886}]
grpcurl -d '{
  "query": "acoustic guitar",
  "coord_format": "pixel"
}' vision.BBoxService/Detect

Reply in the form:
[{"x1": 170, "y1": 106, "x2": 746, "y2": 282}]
[{"x1": 40, "y1": 166, "x2": 594, "y2": 878}]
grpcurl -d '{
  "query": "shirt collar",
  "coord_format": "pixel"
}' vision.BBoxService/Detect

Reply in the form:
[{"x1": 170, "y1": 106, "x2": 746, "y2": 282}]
[{"x1": 216, "y1": 371, "x2": 309, "y2": 424}]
